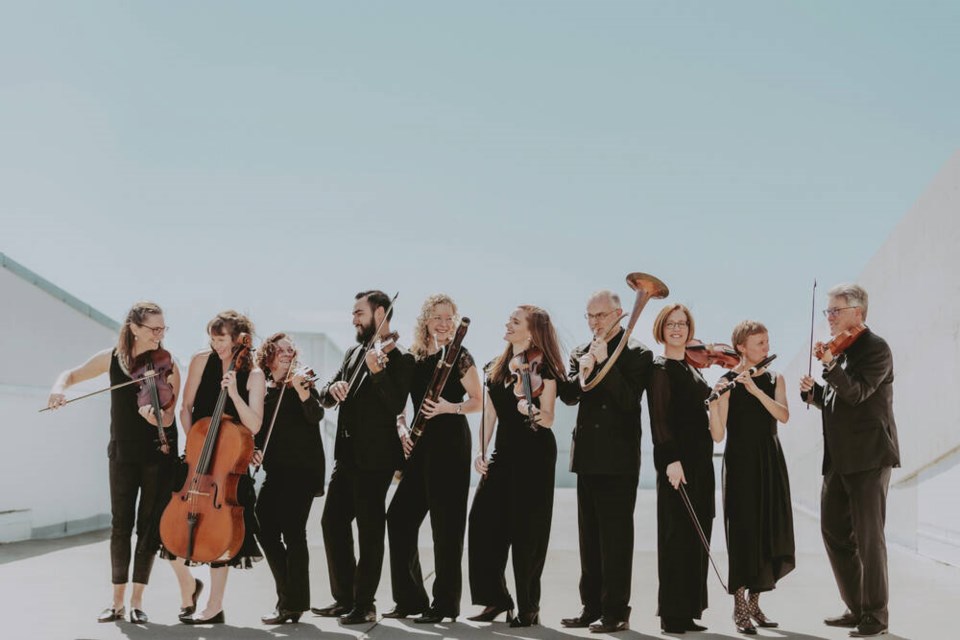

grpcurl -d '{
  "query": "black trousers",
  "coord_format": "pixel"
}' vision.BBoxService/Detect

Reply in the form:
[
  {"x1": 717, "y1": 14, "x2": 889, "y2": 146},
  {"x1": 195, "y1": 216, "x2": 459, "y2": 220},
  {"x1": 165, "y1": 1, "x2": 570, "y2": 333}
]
[
  {"x1": 108, "y1": 458, "x2": 168, "y2": 585},
  {"x1": 321, "y1": 461, "x2": 394, "y2": 609},
  {"x1": 387, "y1": 428, "x2": 470, "y2": 615},
  {"x1": 468, "y1": 436, "x2": 556, "y2": 616},
  {"x1": 255, "y1": 468, "x2": 321, "y2": 612},
  {"x1": 821, "y1": 466, "x2": 891, "y2": 626},
  {"x1": 577, "y1": 473, "x2": 638, "y2": 621}
]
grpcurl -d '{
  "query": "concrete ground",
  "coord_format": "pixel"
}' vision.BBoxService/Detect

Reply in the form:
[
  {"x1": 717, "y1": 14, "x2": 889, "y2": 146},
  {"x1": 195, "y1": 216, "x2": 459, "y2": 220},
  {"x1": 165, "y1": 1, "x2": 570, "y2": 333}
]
[{"x1": 0, "y1": 489, "x2": 953, "y2": 640}]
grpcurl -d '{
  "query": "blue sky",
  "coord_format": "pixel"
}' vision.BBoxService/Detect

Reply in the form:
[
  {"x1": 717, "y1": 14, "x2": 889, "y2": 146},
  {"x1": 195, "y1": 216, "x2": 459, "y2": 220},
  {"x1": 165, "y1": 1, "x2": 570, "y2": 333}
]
[{"x1": 2, "y1": 1, "x2": 957, "y2": 370}]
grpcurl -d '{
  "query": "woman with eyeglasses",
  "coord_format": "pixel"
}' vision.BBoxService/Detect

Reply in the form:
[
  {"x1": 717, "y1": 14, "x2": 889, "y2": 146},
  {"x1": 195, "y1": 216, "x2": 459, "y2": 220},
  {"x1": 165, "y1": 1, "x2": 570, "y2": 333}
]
[
  {"x1": 467, "y1": 305, "x2": 567, "y2": 628},
  {"x1": 46, "y1": 301, "x2": 197, "y2": 624},
  {"x1": 384, "y1": 294, "x2": 482, "y2": 623},
  {"x1": 253, "y1": 333, "x2": 326, "y2": 625},
  {"x1": 707, "y1": 320, "x2": 793, "y2": 635},
  {"x1": 177, "y1": 310, "x2": 266, "y2": 624},
  {"x1": 647, "y1": 304, "x2": 715, "y2": 634}
]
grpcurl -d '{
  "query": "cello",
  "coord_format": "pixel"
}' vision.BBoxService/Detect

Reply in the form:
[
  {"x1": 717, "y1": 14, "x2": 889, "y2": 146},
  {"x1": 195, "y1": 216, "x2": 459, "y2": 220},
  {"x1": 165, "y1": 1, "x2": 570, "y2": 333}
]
[{"x1": 160, "y1": 334, "x2": 255, "y2": 564}]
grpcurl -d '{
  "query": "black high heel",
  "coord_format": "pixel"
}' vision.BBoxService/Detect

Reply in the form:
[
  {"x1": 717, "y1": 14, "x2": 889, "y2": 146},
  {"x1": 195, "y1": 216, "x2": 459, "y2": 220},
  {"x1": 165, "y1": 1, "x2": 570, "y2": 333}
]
[
  {"x1": 747, "y1": 592, "x2": 778, "y2": 628},
  {"x1": 467, "y1": 605, "x2": 515, "y2": 623},
  {"x1": 509, "y1": 612, "x2": 539, "y2": 628},
  {"x1": 261, "y1": 609, "x2": 302, "y2": 624}
]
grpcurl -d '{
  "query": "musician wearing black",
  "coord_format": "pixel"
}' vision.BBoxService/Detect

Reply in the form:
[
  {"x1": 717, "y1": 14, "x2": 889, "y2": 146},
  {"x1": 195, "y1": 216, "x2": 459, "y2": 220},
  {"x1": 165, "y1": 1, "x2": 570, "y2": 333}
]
[
  {"x1": 708, "y1": 321, "x2": 793, "y2": 635},
  {"x1": 383, "y1": 294, "x2": 482, "y2": 623},
  {"x1": 47, "y1": 301, "x2": 195, "y2": 624},
  {"x1": 467, "y1": 305, "x2": 566, "y2": 628},
  {"x1": 178, "y1": 310, "x2": 266, "y2": 624},
  {"x1": 558, "y1": 290, "x2": 653, "y2": 634},
  {"x1": 648, "y1": 304, "x2": 714, "y2": 635},
  {"x1": 312, "y1": 290, "x2": 414, "y2": 625},
  {"x1": 253, "y1": 334, "x2": 326, "y2": 625},
  {"x1": 800, "y1": 284, "x2": 899, "y2": 638}
]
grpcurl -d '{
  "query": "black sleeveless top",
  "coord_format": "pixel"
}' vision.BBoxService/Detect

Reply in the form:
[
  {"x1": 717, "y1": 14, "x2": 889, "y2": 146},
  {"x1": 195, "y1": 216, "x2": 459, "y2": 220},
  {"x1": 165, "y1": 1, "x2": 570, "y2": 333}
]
[
  {"x1": 410, "y1": 346, "x2": 475, "y2": 440},
  {"x1": 109, "y1": 350, "x2": 178, "y2": 463},
  {"x1": 191, "y1": 351, "x2": 250, "y2": 423},
  {"x1": 487, "y1": 352, "x2": 557, "y2": 462}
]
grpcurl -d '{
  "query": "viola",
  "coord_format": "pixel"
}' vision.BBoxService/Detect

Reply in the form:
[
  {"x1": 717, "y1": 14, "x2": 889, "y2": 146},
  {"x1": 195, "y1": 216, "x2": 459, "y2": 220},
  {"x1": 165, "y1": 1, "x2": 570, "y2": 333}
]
[
  {"x1": 160, "y1": 333, "x2": 255, "y2": 564},
  {"x1": 685, "y1": 339, "x2": 740, "y2": 369},
  {"x1": 509, "y1": 348, "x2": 544, "y2": 430},
  {"x1": 814, "y1": 324, "x2": 866, "y2": 361},
  {"x1": 129, "y1": 348, "x2": 176, "y2": 454}
]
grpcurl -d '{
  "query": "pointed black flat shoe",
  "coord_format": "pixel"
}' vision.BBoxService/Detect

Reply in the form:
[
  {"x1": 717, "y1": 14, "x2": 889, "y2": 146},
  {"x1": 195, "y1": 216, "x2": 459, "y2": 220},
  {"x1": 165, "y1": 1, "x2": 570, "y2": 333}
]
[
  {"x1": 311, "y1": 602, "x2": 351, "y2": 617},
  {"x1": 178, "y1": 578, "x2": 204, "y2": 621},
  {"x1": 261, "y1": 609, "x2": 302, "y2": 624},
  {"x1": 382, "y1": 606, "x2": 424, "y2": 619},
  {"x1": 561, "y1": 610, "x2": 600, "y2": 628},
  {"x1": 414, "y1": 609, "x2": 457, "y2": 623},
  {"x1": 129, "y1": 608, "x2": 149, "y2": 624},
  {"x1": 97, "y1": 606, "x2": 125, "y2": 623},
  {"x1": 467, "y1": 604, "x2": 514, "y2": 622},
  {"x1": 183, "y1": 610, "x2": 225, "y2": 625}
]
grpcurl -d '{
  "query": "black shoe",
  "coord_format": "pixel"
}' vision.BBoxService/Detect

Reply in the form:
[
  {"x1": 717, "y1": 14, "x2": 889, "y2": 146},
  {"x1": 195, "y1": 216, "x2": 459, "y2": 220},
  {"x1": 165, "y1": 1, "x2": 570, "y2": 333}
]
[
  {"x1": 849, "y1": 615, "x2": 888, "y2": 637},
  {"x1": 590, "y1": 619, "x2": 629, "y2": 633},
  {"x1": 686, "y1": 619, "x2": 708, "y2": 631},
  {"x1": 97, "y1": 606, "x2": 125, "y2": 623},
  {"x1": 825, "y1": 610, "x2": 861, "y2": 628},
  {"x1": 382, "y1": 606, "x2": 424, "y2": 619},
  {"x1": 129, "y1": 608, "x2": 149, "y2": 624},
  {"x1": 561, "y1": 610, "x2": 600, "y2": 628},
  {"x1": 414, "y1": 609, "x2": 457, "y2": 623},
  {"x1": 182, "y1": 610, "x2": 225, "y2": 625},
  {"x1": 262, "y1": 608, "x2": 302, "y2": 624},
  {"x1": 339, "y1": 607, "x2": 377, "y2": 624},
  {"x1": 311, "y1": 602, "x2": 351, "y2": 617},
  {"x1": 661, "y1": 616, "x2": 687, "y2": 634},
  {"x1": 467, "y1": 604, "x2": 515, "y2": 622},
  {"x1": 179, "y1": 578, "x2": 204, "y2": 621},
  {"x1": 509, "y1": 611, "x2": 539, "y2": 628}
]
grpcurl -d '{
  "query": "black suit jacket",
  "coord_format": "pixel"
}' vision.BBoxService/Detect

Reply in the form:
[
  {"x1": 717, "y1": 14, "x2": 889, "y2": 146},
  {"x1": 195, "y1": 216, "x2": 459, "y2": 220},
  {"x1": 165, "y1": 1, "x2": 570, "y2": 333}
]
[
  {"x1": 321, "y1": 343, "x2": 414, "y2": 472},
  {"x1": 558, "y1": 328, "x2": 653, "y2": 476},
  {"x1": 804, "y1": 328, "x2": 900, "y2": 475}
]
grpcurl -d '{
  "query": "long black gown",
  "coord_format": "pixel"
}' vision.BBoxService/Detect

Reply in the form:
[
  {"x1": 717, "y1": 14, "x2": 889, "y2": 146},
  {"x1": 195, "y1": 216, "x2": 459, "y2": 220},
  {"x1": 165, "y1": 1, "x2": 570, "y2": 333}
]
[
  {"x1": 720, "y1": 369, "x2": 795, "y2": 593},
  {"x1": 648, "y1": 356, "x2": 714, "y2": 621}
]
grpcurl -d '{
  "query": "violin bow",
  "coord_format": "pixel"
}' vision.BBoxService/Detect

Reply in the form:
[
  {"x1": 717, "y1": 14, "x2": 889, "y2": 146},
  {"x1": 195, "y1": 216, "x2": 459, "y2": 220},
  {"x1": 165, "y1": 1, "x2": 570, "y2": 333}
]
[
  {"x1": 479, "y1": 369, "x2": 488, "y2": 468},
  {"x1": 678, "y1": 483, "x2": 728, "y2": 592},
  {"x1": 254, "y1": 351, "x2": 298, "y2": 473},
  {"x1": 806, "y1": 278, "x2": 817, "y2": 409},
  {"x1": 348, "y1": 291, "x2": 399, "y2": 398},
  {"x1": 39, "y1": 371, "x2": 159, "y2": 412}
]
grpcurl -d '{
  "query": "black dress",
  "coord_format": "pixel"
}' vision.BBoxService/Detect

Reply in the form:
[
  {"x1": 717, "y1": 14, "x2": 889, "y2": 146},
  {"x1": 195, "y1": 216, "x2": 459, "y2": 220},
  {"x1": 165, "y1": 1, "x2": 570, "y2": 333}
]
[
  {"x1": 107, "y1": 350, "x2": 180, "y2": 584},
  {"x1": 189, "y1": 351, "x2": 262, "y2": 568},
  {"x1": 648, "y1": 357, "x2": 714, "y2": 621},
  {"x1": 468, "y1": 358, "x2": 557, "y2": 617},
  {"x1": 254, "y1": 383, "x2": 325, "y2": 612},
  {"x1": 720, "y1": 370, "x2": 795, "y2": 593},
  {"x1": 387, "y1": 347, "x2": 474, "y2": 616}
]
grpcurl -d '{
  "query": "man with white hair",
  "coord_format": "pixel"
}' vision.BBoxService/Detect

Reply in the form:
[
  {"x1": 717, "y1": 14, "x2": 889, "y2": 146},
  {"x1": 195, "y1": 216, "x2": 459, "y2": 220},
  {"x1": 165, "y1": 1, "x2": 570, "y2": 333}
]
[{"x1": 800, "y1": 283, "x2": 900, "y2": 638}]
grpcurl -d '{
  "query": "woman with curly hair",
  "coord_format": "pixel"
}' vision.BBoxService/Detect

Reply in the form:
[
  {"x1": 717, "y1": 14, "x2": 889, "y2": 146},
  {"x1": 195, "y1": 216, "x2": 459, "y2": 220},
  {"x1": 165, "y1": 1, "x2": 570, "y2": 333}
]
[
  {"x1": 253, "y1": 333, "x2": 326, "y2": 625},
  {"x1": 467, "y1": 305, "x2": 567, "y2": 628},
  {"x1": 384, "y1": 294, "x2": 482, "y2": 623}
]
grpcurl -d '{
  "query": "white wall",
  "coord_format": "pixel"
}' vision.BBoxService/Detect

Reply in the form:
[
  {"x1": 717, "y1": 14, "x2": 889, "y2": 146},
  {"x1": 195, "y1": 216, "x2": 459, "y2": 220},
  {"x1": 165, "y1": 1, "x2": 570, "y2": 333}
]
[
  {"x1": 0, "y1": 267, "x2": 118, "y2": 540},
  {"x1": 779, "y1": 149, "x2": 960, "y2": 563}
]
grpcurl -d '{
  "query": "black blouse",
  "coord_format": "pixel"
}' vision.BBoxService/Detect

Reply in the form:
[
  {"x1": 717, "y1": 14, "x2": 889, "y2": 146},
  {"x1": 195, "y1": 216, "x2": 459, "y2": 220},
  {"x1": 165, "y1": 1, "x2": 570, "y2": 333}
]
[
  {"x1": 487, "y1": 352, "x2": 557, "y2": 459},
  {"x1": 255, "y1": 384, "x2": 325, "y2": 475},
  {"x1": 648, "y1": 356, "x2": 713, "y2": 474}
]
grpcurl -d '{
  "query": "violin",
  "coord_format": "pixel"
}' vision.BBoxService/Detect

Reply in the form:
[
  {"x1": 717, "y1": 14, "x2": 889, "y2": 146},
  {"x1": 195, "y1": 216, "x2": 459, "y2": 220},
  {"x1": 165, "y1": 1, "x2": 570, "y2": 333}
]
[
  {"x1": 129, "y1": 348, "x2": 176, "y2": 455},
  {"x1": 508, "y1": 348, "x2": 544, "y2": 430},
  {"x1": 160, "y1": 334, "x2": 255, "y2": 564},
  {"x1": 373, "y1": 331, "x2": 399, "y2": 368},
  {"x1": 814, "y1": 324, "x2": 866, "y2": 362},
  {"x1": 685, "y1": 339, "x2": 740, "y2": 369}
]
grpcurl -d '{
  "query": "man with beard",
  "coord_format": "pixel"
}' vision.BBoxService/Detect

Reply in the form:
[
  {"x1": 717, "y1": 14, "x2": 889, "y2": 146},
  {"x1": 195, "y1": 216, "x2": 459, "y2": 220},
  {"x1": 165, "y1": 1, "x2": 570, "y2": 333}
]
[{"x1": 310, "y1": 290, "x2": 414, "y2": 624}]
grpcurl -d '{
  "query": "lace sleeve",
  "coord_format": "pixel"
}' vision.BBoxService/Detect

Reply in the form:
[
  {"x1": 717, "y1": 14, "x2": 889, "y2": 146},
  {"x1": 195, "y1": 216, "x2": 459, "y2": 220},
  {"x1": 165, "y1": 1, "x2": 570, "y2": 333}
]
[{"x1": 457, "y1": 347, "x2": 476, "y2": 380}]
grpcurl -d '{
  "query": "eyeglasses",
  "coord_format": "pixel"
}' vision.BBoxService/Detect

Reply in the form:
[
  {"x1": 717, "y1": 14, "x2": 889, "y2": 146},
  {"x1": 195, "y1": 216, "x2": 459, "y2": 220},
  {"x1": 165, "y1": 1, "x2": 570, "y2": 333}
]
[
  {"x1": 584, "y1": 309, "x2": 618, "y2": 321},
  {"x1": 137, "y1": 324, "x2": 168, "y2": 336},
  {"x1": 822, "y1": 306, "x2": 858, "y2": 318},
  {"x1": 665, "y1": 321, "x2": 689, "y2": 330}
]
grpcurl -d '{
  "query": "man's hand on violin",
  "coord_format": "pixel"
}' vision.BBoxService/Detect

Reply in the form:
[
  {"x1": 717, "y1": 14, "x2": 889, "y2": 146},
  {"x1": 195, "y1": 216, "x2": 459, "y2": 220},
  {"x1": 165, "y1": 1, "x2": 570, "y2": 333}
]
[
  {"x1": 799, "y1": 375, "x2": 816, "y2": 402},
  {"x1": 516, "y1": 399, "x2": 543, "y2": 424},
  {"x1": 365, "y1": 349, "x2": 385, "y2": 374},
  {"x1": 588, "y1": 337, "x2": 608, "y2": 365},
  {"x1": 328, "y1": 381, "x2": 350, "y2": 403},
  {"x1": 138, "y1": 404, "x2": 161, "y2": 427},
  {"x1": 814, "y1": 341, "x2": 834, "y2": 365}
]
